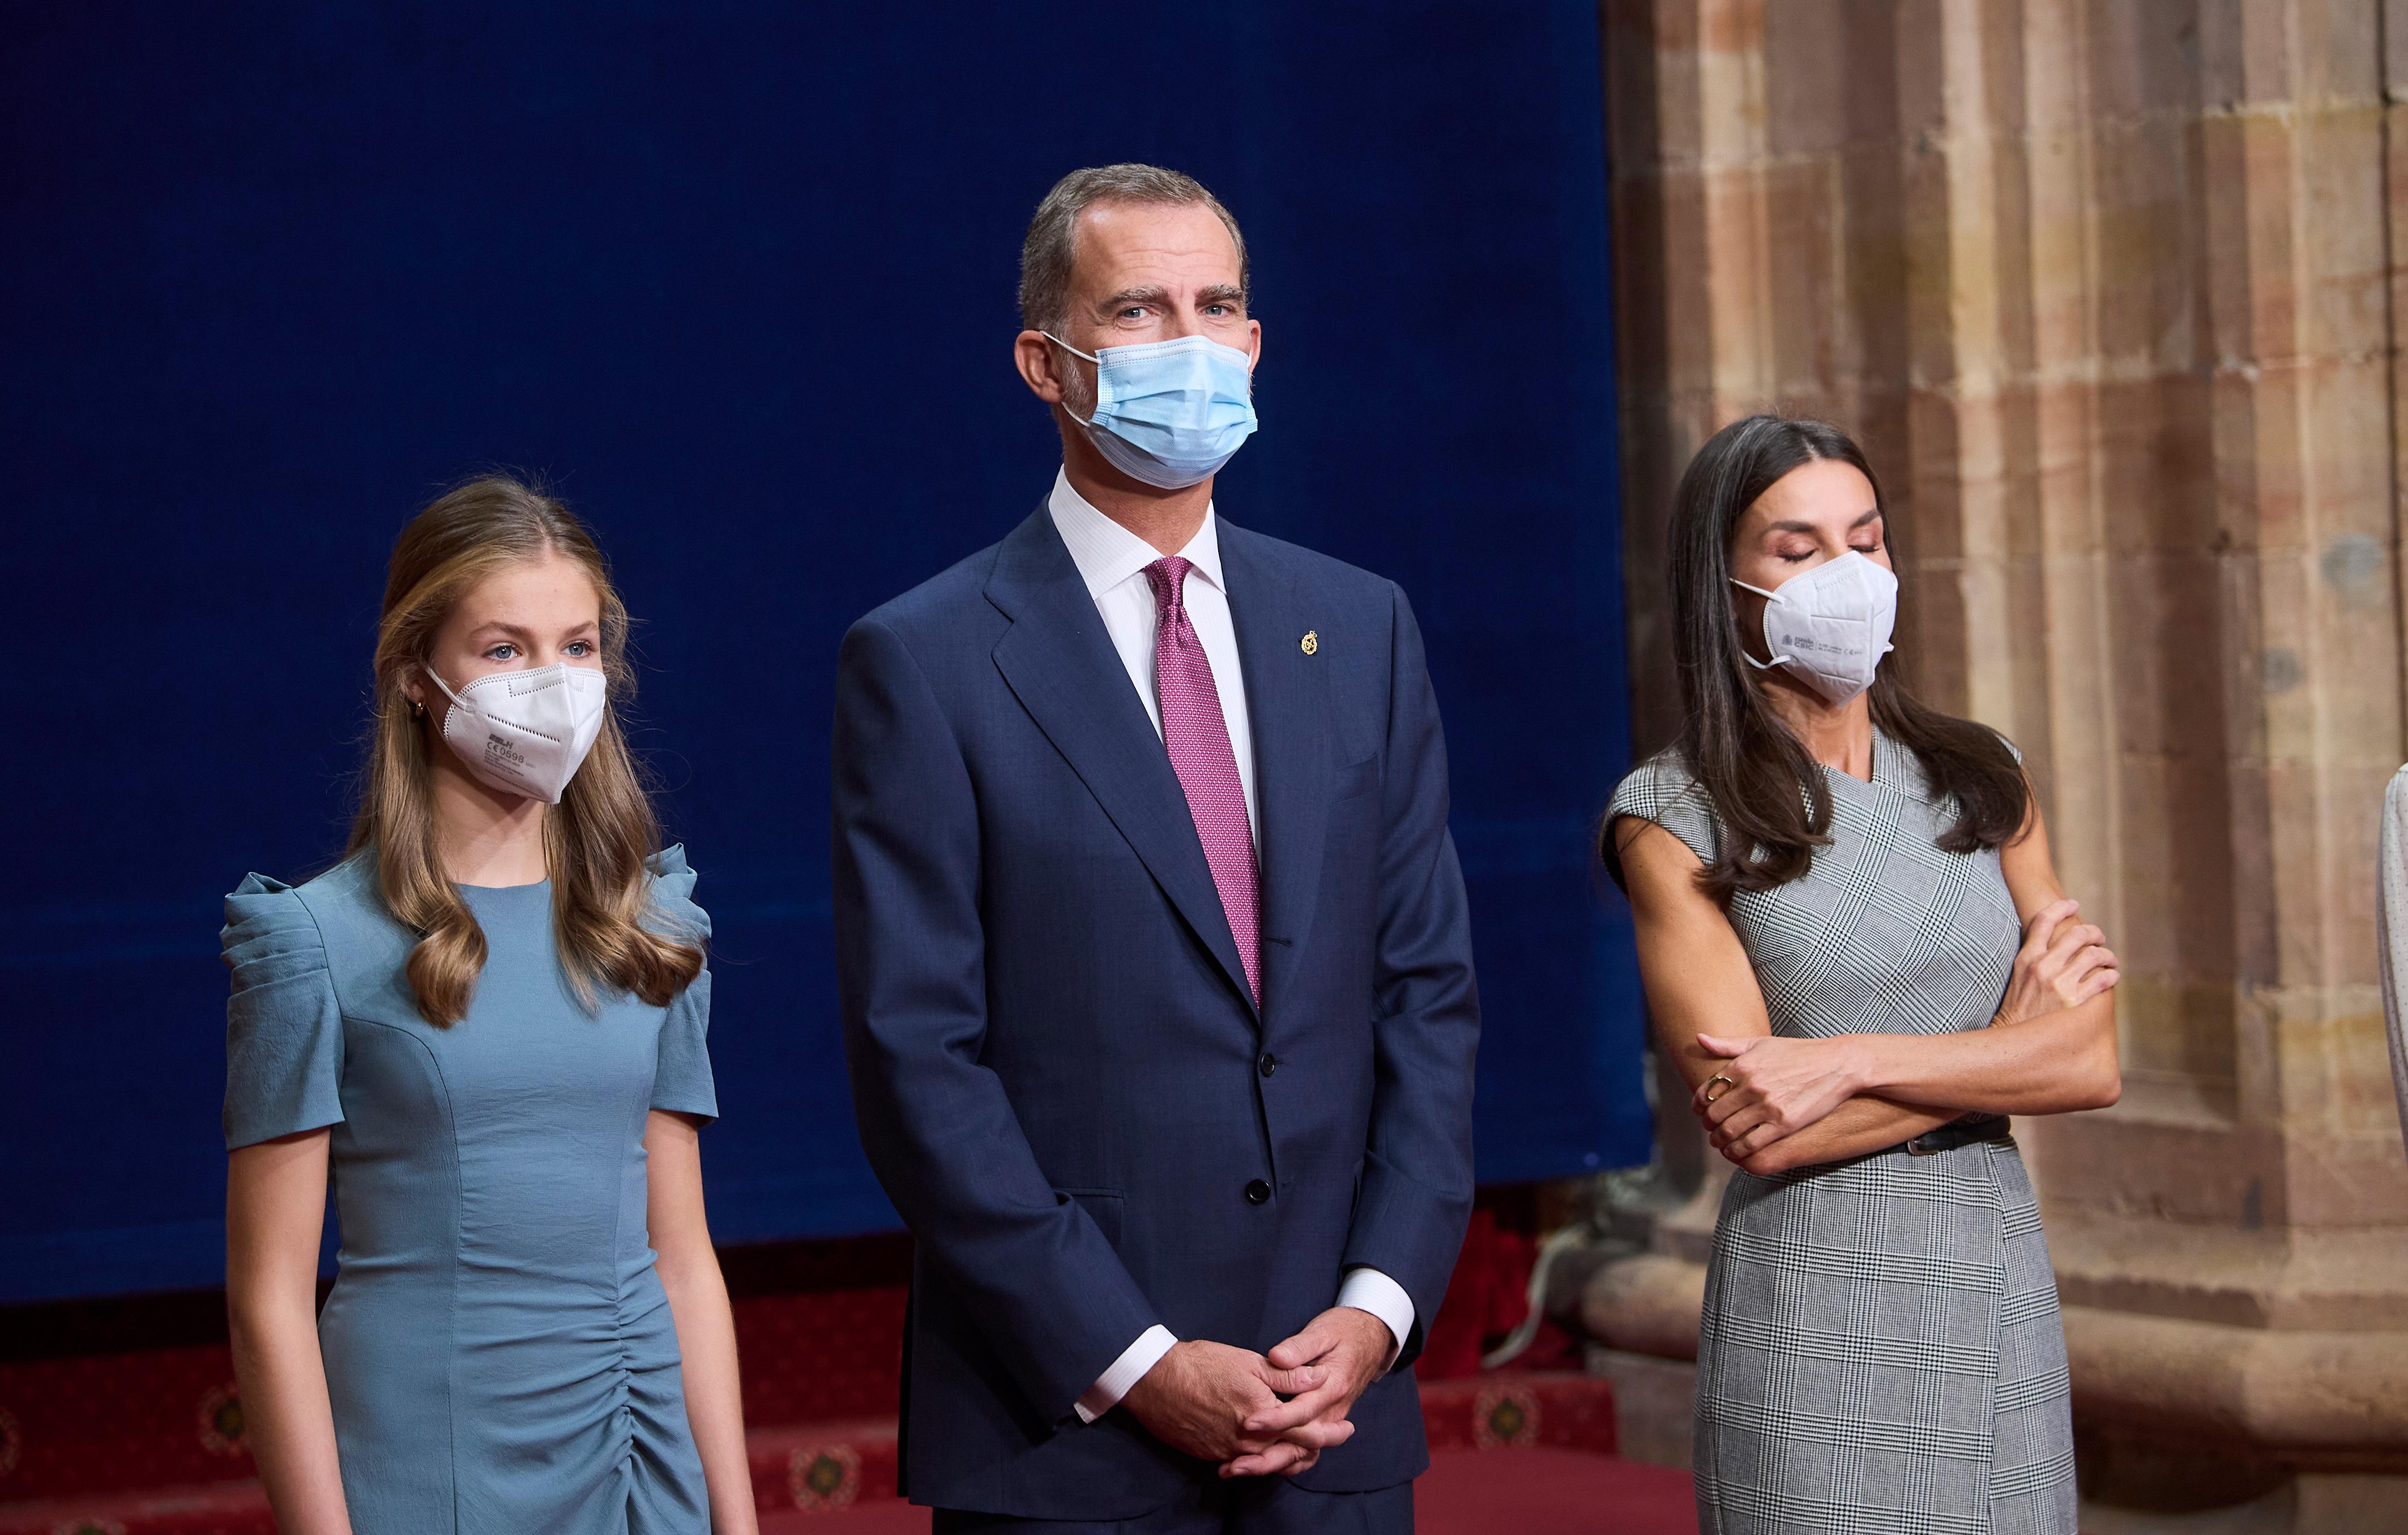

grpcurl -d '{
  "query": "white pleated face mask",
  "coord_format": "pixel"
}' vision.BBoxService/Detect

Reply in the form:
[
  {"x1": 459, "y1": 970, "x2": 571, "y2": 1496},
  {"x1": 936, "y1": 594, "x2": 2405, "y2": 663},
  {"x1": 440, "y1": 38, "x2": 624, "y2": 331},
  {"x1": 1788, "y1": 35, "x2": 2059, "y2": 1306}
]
[
  {"x1": 424, "y1": 662, "x2": 609, "y2": 804},
  {"x1": 1731, "y1": 550, "x2": 1898, "y2": 705}
]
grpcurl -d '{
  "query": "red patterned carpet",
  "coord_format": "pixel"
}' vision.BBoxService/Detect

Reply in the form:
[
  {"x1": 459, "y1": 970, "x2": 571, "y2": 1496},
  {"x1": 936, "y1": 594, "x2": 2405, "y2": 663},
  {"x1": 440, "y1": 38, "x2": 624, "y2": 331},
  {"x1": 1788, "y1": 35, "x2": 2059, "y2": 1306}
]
[
  {"x1": 1, "y1": 1213, "x2": 1701, "y2": 1533},
  {"x1": 0, "y1": 1369, "x2": 1697, "y2": 1535},
  {"x1": 759, "y1": 1450, "x2": 1698, "y2": 1534}
]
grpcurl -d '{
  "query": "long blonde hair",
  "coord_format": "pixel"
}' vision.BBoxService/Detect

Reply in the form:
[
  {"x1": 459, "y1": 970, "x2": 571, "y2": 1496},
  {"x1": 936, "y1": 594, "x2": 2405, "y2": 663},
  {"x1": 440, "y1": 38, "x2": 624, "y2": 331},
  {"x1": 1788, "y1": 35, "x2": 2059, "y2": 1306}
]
[{"x1": 349, "y1": 474, "x2": 703, "y2": 1026}]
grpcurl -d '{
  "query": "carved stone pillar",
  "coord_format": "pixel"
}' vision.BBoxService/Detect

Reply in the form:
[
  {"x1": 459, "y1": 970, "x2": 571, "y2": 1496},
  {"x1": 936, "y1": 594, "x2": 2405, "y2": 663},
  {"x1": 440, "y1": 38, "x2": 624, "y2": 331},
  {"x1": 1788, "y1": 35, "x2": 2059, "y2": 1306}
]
[{"x1": 1593, "y1": 2, "x2": 2408, "y2": 1523}]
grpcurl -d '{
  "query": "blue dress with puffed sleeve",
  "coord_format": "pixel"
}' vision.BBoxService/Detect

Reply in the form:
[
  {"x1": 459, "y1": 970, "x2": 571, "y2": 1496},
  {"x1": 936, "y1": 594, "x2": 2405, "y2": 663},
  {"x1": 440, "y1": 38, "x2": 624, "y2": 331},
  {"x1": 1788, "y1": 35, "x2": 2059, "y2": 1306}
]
[{"x1": 221, "y1": 846, "x2": 718, "y2": 1535}]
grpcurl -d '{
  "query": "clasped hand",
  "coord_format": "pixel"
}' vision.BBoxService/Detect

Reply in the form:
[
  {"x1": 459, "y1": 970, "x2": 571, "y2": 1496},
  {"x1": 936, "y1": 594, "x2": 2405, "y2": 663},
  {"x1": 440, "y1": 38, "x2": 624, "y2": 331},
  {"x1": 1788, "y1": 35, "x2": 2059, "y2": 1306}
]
[
  {"x1": 1120, "y1": 1307, "x2": 1391, "y2": 1479},
  {"x1": 1690, "y1": 1030, "x2": 1867, "y2": 1168},
  {"x1": 1689, "y1": 897, "x2": 2118, "y2": 1167}
]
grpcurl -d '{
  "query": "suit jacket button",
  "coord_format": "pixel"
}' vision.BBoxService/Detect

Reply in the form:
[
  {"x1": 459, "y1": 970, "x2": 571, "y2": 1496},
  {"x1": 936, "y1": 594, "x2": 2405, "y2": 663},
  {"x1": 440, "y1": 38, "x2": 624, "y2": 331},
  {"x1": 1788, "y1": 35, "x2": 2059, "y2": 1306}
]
[
  {"x1": 1244, "y1": 1179, "x2": 1271, "y2": 1205},
  {"x1": 1258, "y1": 1052, "x2": 1278, "y2": 1078}
]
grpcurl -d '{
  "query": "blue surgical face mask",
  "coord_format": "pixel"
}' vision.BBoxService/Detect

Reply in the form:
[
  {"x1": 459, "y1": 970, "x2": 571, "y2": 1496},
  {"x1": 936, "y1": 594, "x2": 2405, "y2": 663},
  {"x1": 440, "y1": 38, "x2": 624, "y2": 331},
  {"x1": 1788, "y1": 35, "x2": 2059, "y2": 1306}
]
[{"x1": 1044, "y1": 332, "x2": 1258, "y2": 490}]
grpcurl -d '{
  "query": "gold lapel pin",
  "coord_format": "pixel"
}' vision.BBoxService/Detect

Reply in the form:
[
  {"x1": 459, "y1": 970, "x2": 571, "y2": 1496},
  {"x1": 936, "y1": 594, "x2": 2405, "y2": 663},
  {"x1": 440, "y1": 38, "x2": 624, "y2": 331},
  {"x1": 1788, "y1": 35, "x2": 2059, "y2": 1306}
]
[{"x1": 1300, "y1": 630, "x2": 1319, "y2": 656}]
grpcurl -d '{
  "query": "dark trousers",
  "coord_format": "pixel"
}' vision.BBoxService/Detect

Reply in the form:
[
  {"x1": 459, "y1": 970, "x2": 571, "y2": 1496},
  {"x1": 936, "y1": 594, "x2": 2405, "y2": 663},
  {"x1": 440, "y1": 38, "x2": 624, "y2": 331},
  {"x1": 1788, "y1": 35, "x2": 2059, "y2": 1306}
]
[{"x1": 932, "y1": 1477, "x2": 1414, "y2": 1534}]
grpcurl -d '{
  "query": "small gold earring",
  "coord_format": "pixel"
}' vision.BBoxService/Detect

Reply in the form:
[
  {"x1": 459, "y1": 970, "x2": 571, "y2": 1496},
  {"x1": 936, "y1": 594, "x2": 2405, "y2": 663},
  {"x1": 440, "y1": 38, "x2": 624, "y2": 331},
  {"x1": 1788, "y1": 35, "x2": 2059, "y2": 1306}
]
[{"x1": 411, "y1": 699, "x2": 426, "y2": 721}]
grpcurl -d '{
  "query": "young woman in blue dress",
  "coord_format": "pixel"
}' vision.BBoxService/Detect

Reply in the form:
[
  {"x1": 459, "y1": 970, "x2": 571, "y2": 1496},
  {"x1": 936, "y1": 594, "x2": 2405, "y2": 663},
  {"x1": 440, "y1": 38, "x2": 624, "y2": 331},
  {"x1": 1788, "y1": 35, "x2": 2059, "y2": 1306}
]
[{"x1": 220, "y1": 477, "x2": 756, "y2": 1534}]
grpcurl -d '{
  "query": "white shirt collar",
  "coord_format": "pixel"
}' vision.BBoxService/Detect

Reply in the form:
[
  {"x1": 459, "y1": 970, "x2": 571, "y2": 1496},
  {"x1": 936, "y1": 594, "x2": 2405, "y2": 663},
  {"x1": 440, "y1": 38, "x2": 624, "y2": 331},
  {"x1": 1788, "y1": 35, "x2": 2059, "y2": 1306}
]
[{"x1": 1047, "y1": 467, "x2": 1225, "y2": 599}]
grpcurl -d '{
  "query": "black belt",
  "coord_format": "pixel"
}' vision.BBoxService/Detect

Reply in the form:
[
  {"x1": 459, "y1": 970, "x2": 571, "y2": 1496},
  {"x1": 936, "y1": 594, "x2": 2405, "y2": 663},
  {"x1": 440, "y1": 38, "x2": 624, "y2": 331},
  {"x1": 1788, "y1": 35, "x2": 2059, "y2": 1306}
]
[{"x1": 1899, "y1": 1115, "x2": 2012, "y2": 1157}]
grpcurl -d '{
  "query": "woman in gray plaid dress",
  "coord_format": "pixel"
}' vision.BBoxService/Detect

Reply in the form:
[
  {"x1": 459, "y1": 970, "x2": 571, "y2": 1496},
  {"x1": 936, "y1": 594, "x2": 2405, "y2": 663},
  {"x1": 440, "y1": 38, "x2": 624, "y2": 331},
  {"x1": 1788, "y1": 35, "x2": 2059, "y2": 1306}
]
[{"x1": 1606, "y1": 417, "x2": 2122, "y2": 1535}]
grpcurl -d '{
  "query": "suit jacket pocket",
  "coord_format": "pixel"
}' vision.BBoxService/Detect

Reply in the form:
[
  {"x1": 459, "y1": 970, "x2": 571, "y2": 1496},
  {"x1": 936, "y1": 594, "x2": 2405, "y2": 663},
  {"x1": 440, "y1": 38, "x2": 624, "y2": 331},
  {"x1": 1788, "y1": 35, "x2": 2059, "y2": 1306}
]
[
  {"x1": 1333, "y1": 754, "x2": 1379, "y2": 803},
  {"x1": 1054, "y1": 1187, "x2": 1124, "y2": 1249}
]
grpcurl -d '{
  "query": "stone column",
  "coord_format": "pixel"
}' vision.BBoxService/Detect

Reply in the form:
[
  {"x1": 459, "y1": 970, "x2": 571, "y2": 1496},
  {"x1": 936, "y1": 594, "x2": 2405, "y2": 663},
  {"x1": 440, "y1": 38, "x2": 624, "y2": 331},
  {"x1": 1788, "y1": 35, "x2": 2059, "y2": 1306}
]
[{"x1": 1590, "y1": 1, "x2": 2408, "y2": 1523}]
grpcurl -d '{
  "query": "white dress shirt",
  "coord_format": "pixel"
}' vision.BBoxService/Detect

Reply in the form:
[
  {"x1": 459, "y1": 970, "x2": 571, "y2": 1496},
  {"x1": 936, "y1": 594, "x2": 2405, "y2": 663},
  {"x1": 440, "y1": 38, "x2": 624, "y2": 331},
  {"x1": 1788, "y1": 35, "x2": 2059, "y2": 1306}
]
[
  {"x1": 1046, "y1": 469, "x2": 1417, "y2": 1424},
  {"x1": 1047, "y1": 467, "x2": 1259, "y2": 840}
]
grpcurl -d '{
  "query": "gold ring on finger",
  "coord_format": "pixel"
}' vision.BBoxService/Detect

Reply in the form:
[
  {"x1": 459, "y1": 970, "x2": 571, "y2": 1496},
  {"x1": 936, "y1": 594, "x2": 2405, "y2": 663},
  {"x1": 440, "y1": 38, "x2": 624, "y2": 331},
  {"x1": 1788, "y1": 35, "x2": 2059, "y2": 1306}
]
[{"x1": 1703, "y1": 1073, "x2": 1736, "y2": 1104}]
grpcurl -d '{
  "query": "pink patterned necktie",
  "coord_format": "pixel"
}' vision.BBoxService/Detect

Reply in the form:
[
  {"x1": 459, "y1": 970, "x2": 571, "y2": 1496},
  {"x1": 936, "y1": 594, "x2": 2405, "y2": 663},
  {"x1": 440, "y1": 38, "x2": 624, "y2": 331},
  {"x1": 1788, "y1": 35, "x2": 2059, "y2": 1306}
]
[{"x1": 1144, "y1": 556, "x2": 1261, "y2": 1005}]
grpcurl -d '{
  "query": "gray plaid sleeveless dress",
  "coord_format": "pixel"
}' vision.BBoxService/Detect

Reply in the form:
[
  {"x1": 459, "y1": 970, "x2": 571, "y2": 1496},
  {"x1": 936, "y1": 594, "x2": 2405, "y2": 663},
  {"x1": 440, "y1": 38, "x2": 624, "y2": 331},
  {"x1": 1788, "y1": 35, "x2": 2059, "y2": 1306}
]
[{"x1": 1611, "y1": 729, "x2": 2077, "y2": 1534}]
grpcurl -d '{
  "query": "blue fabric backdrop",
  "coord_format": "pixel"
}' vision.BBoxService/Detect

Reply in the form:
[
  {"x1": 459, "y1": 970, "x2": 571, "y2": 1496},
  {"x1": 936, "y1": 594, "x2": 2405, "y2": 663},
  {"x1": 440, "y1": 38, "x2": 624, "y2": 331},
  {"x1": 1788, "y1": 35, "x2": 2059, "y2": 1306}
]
[{"x1": 0, "y1": 1, "x2": 1646, "y2": 1304}]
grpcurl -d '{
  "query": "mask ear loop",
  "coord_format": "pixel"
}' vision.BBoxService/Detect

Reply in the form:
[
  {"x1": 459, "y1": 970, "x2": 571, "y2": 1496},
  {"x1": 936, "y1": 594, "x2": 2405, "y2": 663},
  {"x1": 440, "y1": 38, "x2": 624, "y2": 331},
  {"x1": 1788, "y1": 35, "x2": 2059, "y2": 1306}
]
[
  {"x1": 1728, "y1": 578, "x2": 1796, "y2": 673},
  {"x1": 1040, "y1": 331, "x2": 1101, "y2": 364},
  {"x1": 415, "y1": 666, "x2": 466, "y2": 747},
  {"x1": 421, "y1": 665, "x2": 467, "y2": 708},
  {"x1": 1041, "y1": 332, "x2": 1108, "y2": 429}
]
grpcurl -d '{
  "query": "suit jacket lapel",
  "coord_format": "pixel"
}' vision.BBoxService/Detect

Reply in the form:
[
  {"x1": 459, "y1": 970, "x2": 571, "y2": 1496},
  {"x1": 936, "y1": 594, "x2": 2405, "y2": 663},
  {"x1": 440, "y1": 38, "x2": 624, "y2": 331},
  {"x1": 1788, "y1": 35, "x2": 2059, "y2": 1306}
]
[
  {"x1": 986, "y1": 507, "x2": 1259, "y2": 1016},
  {"x1": 1221, "y1": 523, "x2": 1334, "y2": 1019}
]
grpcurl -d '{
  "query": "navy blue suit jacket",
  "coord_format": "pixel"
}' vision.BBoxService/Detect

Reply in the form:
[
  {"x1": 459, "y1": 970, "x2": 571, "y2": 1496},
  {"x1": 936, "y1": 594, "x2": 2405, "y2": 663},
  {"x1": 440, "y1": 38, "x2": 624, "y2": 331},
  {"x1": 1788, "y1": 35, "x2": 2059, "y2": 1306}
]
[{"x1": 832, "y1": 504, "x2": 1479, "y2": 1518}]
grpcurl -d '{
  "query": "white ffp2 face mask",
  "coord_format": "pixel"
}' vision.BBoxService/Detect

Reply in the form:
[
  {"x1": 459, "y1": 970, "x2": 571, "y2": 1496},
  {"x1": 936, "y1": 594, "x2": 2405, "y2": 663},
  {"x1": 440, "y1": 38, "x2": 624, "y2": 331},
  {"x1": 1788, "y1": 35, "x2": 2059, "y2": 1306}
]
[
  {"x1": 1731, "y1": 550, "x2": 1898, "y2": 705},
  {"x1": 424, "y1": 662, "x2": 608, "y2": 804}
]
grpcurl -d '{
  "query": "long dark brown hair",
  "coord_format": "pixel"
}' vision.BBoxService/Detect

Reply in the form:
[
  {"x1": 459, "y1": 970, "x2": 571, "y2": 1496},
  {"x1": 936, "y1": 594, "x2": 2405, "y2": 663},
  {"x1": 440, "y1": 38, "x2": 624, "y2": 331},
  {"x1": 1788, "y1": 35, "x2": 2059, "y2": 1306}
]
[
  {"x1": 348, "y1": 475, "x2": 703, "y2": 1025},
  {"x1": 1612, "y1": 414, "x2": 2027, "y2": 903}
]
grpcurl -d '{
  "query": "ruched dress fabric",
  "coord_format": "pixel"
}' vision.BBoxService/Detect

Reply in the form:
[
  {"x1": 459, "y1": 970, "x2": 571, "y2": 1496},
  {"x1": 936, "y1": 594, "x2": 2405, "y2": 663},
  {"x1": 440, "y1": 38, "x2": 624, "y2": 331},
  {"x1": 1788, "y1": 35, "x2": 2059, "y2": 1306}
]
[
  {"x1": 1611, "y1": 732, "x2": 2077, "y2": 1535},
  {"x1": 220, "y1": 848, "x2": 718, "y2": 1535}
]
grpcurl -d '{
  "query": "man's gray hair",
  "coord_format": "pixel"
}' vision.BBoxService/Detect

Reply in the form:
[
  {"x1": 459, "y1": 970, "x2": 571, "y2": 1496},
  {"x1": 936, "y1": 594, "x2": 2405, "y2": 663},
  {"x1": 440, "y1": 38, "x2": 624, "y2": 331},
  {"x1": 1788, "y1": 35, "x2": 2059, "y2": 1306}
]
[{"x1": 1018, "y1": 163, "x2": 1250, "y2": 336}]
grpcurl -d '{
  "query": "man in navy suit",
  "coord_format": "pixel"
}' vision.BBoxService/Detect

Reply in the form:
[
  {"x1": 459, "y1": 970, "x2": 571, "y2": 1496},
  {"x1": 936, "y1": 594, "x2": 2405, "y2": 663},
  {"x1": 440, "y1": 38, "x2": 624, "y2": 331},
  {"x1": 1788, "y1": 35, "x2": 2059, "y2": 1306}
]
[{"x1": 834, "y1": 163, "x2": 1479, "y2": 1533}]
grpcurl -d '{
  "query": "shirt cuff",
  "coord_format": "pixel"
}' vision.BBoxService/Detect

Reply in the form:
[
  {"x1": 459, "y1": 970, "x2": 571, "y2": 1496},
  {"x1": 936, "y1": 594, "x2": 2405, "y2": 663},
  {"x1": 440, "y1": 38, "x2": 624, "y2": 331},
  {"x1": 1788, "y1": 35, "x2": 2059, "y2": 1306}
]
[
  {"x1": 1337, "y1": 1266, "x2": 1415, "y2": 1373},
  {"x1": 1075, "y1": 1324, "x2": 1178, "y2": 1424}
]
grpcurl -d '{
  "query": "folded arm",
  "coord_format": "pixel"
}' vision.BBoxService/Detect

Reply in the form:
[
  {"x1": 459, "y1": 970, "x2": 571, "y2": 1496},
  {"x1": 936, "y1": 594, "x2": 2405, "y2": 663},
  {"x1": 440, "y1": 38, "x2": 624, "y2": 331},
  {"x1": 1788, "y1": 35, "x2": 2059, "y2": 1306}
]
[
  {"x1": 1694, "y1": 984, "x2": 2116, "y2": 1172},
  {"x1": 1621, "y1": 784, "x2": 2123, "y2": 1178},
  {"x1": 1845, "y1": 795, "x2": 2119, "y2": 1113},
  {"x1": 1614, "y1": 816, "x2": 1956, "y2": 1174}
]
